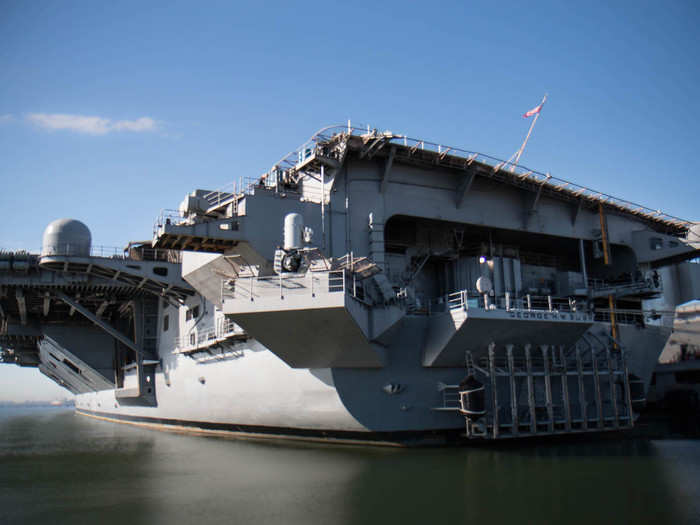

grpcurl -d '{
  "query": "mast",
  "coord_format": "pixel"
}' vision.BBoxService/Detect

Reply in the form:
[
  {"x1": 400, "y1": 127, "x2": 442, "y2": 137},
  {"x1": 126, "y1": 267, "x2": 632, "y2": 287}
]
[{"x1": 509, "y1": 94, "x2": 547, "y2": 172}]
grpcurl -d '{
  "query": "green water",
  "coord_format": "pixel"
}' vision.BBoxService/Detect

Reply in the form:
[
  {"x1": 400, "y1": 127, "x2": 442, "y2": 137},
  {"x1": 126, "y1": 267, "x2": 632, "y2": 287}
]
[{"x1": 1, "y1": 407, "x2": 699, "y2": 525}]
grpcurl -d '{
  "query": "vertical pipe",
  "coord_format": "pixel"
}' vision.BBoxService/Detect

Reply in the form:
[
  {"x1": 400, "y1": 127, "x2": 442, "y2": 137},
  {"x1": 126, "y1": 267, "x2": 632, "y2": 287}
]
[
  {"x1": 598, "y1": 203, "x2": 618, "y2": 347},
  {"x1": 592, "y1": 345, "x2": 604, "y2": 429},
  {"x1": 507, "y1": 344, "x2": 519, "y2": 436},
  {"x1": 576, "y1": 345, "x2": 588, "y2": 431},
  {"x1": 560, "y1": 346, "x2": 572, "y2": 432},
  {"x1": 488, "y1": 342, "x2": 498, "y2": 439},
  {"x1": 578, "y1": 238, "x2": 588, "y2": 285},
  {"x1": 606, "y1": 347, "x2": 620, "y2": 429},
  {"x1": 541, "y1": 345, "x2": 554, "y2": 433},
  {"x1": 598, "y1": 203, "x2": 610, "y2": 265},
  {"x1": 321, "y1": 165, "x2": 326, "y2": 254},
  {"x1": 345, "y1": 165, "x2": 351, "y2": 254},
  {"x1": 621, "y1": 349, "x2": 634, "y2": 428},
  {"x1": 608, "y1": 294, "x2": 619, "y2": 348},
  {"x1": 525, "y1": 344, "x2": 536, "y2": 434}
]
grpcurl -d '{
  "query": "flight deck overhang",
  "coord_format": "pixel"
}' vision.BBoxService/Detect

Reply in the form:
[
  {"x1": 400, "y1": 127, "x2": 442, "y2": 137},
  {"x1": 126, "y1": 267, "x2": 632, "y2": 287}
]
[
  {"x1": 38, "y1": 254, "x2": 193, "y2": 301},
  {"x1": 267, "y1": 125, "x2": 693, "y2": 237},
  {"x1": 422, "y1": 297, "x2": 594, "y2": 368}
]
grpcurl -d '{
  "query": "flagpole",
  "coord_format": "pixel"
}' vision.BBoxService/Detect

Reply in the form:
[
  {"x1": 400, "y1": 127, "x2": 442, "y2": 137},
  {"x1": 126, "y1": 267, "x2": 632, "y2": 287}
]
[{"x1": 509, "y1": 94, "x2": 547, "y2": 173}]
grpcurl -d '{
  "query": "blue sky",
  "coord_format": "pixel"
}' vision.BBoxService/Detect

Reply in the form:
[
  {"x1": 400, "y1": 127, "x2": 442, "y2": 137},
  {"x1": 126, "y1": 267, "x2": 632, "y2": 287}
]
[{"x1": 1, "y1": 0, "x2": 698, "y2": 400}]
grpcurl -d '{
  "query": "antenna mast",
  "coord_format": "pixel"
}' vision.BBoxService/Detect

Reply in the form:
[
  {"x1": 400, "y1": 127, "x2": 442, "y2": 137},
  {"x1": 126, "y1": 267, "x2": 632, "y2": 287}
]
[{"x1": 507, "y1": 94, "x2": 547, "y2": 172}]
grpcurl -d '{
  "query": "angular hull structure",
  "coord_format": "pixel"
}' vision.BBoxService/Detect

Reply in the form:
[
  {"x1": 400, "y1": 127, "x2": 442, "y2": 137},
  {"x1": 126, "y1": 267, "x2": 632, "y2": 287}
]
[{"x1": 2, "y1": 125, "x2": 699, "y2": 444}]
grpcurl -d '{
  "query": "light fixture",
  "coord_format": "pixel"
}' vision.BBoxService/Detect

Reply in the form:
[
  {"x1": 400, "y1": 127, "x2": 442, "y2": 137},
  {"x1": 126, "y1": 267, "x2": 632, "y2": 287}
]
[{"x1": 479, "y1": 256, "x2": 486, "y2": 264}]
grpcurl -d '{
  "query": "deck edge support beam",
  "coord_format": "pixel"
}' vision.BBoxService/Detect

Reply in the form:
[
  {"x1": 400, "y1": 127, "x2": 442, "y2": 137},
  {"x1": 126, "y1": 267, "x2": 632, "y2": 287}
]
[
  {"x1": 96, "y1": 300, "x2": 109, "y2": 318},
  {"x1": 530, "y1": 180, "x2": 547, "y2": 214},
  {"x1": 43, "y1": 292, "x2": 51, "y2": 317},
  {"x1": 15, "y1": 288, "x2": 26, "y2": 325},
  {"x1": 456, "y1": 171, "x2": 476, "y2": 208},
  {"x1": 572, "y1": 198, "x2": 584, "y2": 226},
  {"x1": 380, "y1": 146, "x2": 396, "y2": 194},
  {"x1": 54, "y1": 292, "x2": 144, "y2": 356}
]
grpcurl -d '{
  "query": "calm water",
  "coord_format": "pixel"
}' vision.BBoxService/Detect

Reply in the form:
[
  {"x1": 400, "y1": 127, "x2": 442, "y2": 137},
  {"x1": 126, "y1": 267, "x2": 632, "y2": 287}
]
[{"x1": 1, "y1": 407, "x2": 699, "y2": 525}]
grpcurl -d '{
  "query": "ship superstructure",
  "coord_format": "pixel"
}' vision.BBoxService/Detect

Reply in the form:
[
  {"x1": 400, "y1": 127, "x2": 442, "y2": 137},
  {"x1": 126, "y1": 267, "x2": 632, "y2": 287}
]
[{"x1": 2, "y1": 124, "x2": 699, "y2": 444}]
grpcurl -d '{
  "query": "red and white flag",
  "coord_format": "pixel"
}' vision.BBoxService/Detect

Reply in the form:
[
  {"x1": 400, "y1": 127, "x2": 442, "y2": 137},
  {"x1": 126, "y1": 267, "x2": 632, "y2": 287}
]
[{"x1": 523, "y1": 101, "x2": 544, "y2": 118}]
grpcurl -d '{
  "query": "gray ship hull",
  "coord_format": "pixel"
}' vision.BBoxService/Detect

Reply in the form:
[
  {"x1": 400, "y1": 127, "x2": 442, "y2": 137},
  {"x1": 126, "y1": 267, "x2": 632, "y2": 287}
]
[{"x1": 2, "y1": 123, "x2": 698, "y2": 444}]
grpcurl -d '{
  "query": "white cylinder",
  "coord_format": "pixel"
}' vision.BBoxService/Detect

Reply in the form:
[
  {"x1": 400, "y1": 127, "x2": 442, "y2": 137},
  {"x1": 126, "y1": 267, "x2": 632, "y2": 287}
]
[
  {"x1": 283, "y1": 213, "x2": 303, "y2": 250},
  {"x1": 476, "y1": 276, "x2": 493, "y2": 294}
]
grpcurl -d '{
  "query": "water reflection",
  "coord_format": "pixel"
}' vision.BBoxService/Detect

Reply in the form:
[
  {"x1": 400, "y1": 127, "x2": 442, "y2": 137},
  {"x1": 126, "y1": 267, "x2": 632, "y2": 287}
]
[{"x1": 0, "y1": 408, "x2": 698, "y2": 525}]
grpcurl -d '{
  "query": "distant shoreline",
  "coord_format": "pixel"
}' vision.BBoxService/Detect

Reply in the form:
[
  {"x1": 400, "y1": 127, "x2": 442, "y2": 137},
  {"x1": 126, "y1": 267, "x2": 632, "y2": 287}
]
[{"x1": 0, "y1": 400, "x2": 75, "y2": 408}]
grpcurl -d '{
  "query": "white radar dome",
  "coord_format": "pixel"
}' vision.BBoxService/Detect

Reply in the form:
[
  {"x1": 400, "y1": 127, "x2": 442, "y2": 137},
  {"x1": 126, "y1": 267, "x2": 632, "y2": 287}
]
[{"x1": 41, "y1": 218, "x2": 92, "y2": 257}]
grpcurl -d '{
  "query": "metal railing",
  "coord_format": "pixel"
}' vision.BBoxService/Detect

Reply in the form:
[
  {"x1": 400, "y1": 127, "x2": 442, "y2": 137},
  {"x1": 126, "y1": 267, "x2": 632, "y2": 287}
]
[
  {"x1": 152, "y1": 176, "x2": 260, "y2": 235},
  {"x1": 127, "y1": 246, "x2": 182, "y2": 263},
  {"x1": 256, "y1": 123, "x2": 693, "y2": 230},
  {"x1": 40, "y1": 244, "x2": 124, "y2": 258},
  {"x1": 175, "y1": 317, "x2": 246, "y2": 351},
  {"x1": 588, "y1": 275, "x2": 661, "y2": 292},
  {"x1": 594, "y1": 309, "x2": 647, "y2": 325},
  {"x1": 222, "y1": 270, "x2": 346, "y2": 303},
  {"x1": 412, "y1": 289, "x2": 585, "y2": 316},
  {"x1": 198, "y1": 176, "x2": 260, "y2": 210},
  {"x1": 39, "y1": 244, "x2": 180, "y2": 263},
  {"x1": 153, "y1": 209, "x2": 186, "y2": 237}
]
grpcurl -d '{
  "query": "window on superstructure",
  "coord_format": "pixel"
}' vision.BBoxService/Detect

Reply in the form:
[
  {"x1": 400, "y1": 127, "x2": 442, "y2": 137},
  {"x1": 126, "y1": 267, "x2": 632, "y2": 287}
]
[
  {"x1": 163, "y1": 315, "x2": 169, "y2": 332},
  {"x1": 186, "y1": 305, "x2": 200, "y2": 321}
]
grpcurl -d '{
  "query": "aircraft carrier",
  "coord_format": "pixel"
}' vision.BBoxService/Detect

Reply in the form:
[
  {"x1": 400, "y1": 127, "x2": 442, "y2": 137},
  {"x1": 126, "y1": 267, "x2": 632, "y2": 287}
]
[{"x1": 1, "y1": 124, "x2": 699, "y2": 444}]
